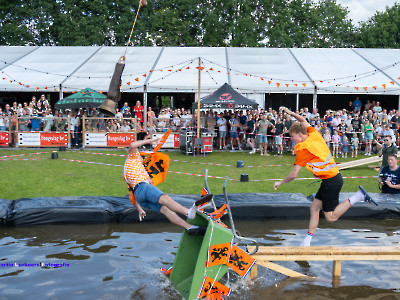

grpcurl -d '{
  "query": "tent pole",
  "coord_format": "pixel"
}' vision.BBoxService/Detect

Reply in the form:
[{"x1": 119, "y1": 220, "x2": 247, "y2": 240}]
[
  {"x1": 59, "y1": 84, "x2": 63, "y2": 101},
  {"x1": 313, "y1": 87, "x2": 318, "y2": 109},
  {"x1": 296, "y1": 94, "x2": 299, "y2": 111},
  {"x1": 197, "y1": 57, "x2": 201, "y2": 138},
  {"x1": 143, "y1": 84, "x2": 148, "y2": 127},
  {"x1": 398, "y1": 95, "x2": 400, "y2": 111}
]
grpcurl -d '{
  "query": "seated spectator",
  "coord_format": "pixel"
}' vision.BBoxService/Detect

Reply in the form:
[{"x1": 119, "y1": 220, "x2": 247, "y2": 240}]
[
  {"x1": 19, "y1": 109, "x2": 30, "y2": 131},
  {"x1": 120, "y1": 120, "x2": 131, "y2": 132},
  {"x1": 379, "y1": 154, "x2": 400, "y2": 194}
]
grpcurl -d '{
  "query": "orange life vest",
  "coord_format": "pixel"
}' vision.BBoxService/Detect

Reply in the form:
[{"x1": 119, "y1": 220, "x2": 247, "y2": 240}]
[{"x1": 295, "y1": 128, "x2": 338, "y2": 179}]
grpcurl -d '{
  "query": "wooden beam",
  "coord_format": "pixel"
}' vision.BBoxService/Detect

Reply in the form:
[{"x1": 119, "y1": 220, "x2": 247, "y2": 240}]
[
  {"x1": 257, "y1": 261, "x2": 315, "y2": 280},
  {"x1": 332, "y1": 260, "x2": 341, "y2": 278}
]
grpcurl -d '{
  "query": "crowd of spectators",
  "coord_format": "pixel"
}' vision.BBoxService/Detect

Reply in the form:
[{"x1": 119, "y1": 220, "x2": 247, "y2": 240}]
[{"x1": 1, "y1": 96, "x2": 400, "y2": 156}]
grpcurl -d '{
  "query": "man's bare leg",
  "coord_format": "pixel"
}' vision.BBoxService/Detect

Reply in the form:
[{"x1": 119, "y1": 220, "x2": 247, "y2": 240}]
[
  {"x1": 159, "y1": 194, "x2": 188, "y2": 216},
  {"x1": 160, "y1": 206, "x2": 191, "y2": 229}
]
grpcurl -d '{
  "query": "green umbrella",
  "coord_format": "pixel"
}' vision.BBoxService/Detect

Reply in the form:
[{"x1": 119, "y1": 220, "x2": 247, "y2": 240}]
[{"x1": 54, "y1": 88, "x2": 107, "y2": 110}]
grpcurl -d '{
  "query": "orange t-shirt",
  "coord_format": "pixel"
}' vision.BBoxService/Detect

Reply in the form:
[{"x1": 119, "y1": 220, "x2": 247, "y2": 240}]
[
  {"x1": 123, "y1": 151, "x2": 151, "y2": 188},
  {"x1": 294, "y1": 126, "x2": 338, "y2": 179},
  {"x1": 294, "y1": 127, "x2": 318, "y2": 167}
]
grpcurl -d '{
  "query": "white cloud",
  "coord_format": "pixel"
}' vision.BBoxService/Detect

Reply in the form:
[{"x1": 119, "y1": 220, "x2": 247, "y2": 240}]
[{"x1": 335, "y1": 0, "x2": 398, "y2": 25}]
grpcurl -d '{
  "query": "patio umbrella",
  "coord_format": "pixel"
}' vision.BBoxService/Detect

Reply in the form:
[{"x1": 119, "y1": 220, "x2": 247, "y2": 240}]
[{"x1": 54, "y1": 88, "x2": 107, "y2": 110}]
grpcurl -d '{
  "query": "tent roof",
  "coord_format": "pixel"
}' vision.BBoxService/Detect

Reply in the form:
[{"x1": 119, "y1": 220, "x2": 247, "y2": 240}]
[{"x1": 0, "y1": 46, "x2": 399, "y2": 95}]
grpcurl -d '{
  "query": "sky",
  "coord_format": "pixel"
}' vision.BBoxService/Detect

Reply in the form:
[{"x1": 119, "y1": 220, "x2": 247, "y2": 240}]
[{"x1": 335, "y1": 0, "x2": 399, "y2": 25}]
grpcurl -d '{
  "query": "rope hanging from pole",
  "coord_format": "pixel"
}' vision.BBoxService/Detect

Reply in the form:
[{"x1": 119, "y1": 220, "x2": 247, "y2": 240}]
[{"x1": 123, "y1": 0, "x2": 147, "y2": 59}]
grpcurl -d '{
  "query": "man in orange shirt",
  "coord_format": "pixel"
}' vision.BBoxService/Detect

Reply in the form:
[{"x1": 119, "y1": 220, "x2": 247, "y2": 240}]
[
  {"x1": 274, "y1": 107, "x2": 376, "y2": 246},
  {"x1": 124, "y1": 137, "x2": 211, "y2": 236}
]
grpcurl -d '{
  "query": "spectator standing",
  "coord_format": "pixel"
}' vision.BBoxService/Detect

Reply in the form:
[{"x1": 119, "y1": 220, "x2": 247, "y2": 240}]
[
  {"x1": 246, "y1": 114, "x2": 256, "y2": 154},
  {"x1": 353, "y1": 97, "x2": 362, "y2": 112},
  {"x1": 323, "y1": 128, "x2": 331, "y2": 150},
  {"x1": 134, "y1": 101, "x2": 144, "y2": 123},
  {"x1": 346, "y1": 101, "x2": 354, "y2": 114},
  {"x1": 376, "y1": 136, "x2": 398, "y2": 171},
  {"x1": 351, "y1": 133, "x2": 359, "y2": 158},
  {"x1": 257, "y1": 114, "x2": 273, "y2": 156},
  {"x1": 30, "y1": 110, "x2": 41, "y2": 131},
  {"x1": 332, "y1": 130, "x2": 340, "y2": 158},
  {"x1": 229, "y1": 115, "x2": 241, "y2": 150},
  {"x1": 363, "y1": 119, "x2": 374, "y2": 155},
  {"x1": 373, "y1": 101, "x2": 382, "y2": 113},
  {"x1": 342, "y1": 136, "x2": 349, "y2": 158},
  {"x1": 217, "y1": 113, "x2": 227, "y2": 149},
  {"x1": 0, "y1": 111, "x2": 6, "y2": 131},
  {"x1": 274, "y1": 117, "x2": 285, "y2": 156}
]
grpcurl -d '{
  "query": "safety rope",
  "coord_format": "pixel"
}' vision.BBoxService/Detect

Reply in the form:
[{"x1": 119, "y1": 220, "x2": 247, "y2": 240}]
[{"x1": 122, "y1": 0, "x2": 144, "y2": 59}]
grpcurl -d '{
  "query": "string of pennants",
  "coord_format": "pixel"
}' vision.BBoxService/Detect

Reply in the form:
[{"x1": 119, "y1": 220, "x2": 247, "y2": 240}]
[{"x1": 1, "y1": 57, "x2": 400, "y2": 93}]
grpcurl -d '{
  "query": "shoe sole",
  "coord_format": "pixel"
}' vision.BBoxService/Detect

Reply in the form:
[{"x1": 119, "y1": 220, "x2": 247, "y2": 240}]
[
  {"x1": 359, "y1": 185, "x2": 378, "y2": 206},
  {"x1": 195, "y1": 193, "x2": 213, "y2": 206}
]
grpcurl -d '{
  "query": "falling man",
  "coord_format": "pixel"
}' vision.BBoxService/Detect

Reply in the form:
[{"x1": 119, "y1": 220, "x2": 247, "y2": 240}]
[
  {"x1": 124, "y1": 137, "x2": 211, "y2": 236},
  {"x1": 274, "y1": 106, "x2": 377, "y2": 246}
]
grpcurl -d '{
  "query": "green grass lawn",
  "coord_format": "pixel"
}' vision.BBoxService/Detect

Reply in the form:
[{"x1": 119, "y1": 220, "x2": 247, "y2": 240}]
[{"x1": 0, "y1": 148, "x2": 380, "y2": 200}]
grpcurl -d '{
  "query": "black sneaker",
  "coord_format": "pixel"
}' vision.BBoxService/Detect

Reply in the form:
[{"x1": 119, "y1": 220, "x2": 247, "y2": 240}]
[
  {"x1": 359, "y1": 185, "x2": 378, "y2": 206},
  {"x1": 187, "y1": 226, "x2": 207, "y2": 236},
  {"x1": 195, "y1": 194, "x2": 213, "y2": 207}
]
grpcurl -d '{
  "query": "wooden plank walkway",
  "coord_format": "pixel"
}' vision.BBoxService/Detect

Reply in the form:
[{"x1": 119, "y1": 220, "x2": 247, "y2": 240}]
[
  {"x1": 338, "y1": 156, "x2": 381, "y2": 170},
  {"x1": 248, "y1": 246, "x2": 400, "y2": 285}
]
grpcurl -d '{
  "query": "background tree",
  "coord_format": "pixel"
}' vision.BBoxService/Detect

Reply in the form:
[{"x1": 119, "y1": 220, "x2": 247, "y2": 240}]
[{"x1": 357, "y1": 4, "x2": 400, "y2": 48}]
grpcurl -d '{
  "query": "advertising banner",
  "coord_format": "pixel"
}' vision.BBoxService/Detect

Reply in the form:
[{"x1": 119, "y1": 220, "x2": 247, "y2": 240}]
[
  {"x1": 85, "y1": 133, "x2": 135, "y2": 147},
  {"x1": 0, "y1": 132, "x2": 9, "y2": 146},
  {"x1": 18, "y1": 132, "x2": 68, "y2": 147},
  {"x1": 152, "y1": 133, "x2": 179, "y2": 148}
]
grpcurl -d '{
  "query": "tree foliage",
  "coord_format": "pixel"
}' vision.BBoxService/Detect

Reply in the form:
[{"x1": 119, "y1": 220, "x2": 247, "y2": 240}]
[{"x1": 0, "y1": 0, "x2": 398, "y2": 48}]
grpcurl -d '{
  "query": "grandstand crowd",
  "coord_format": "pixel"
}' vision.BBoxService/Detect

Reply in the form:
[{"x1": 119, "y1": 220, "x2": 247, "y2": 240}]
[{"x1": 0, "y1": 95, "x2": 399, "y2": 155}]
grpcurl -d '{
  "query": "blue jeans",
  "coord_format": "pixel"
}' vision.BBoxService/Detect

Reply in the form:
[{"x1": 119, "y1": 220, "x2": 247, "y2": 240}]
[{"x1": 134, "y1": 182, "x2": 164, "y2": 214}]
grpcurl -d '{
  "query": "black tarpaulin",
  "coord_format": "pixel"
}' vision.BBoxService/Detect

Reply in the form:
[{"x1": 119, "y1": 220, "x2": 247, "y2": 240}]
[{"x1": 1, "y1": 193, "x2": 399, "y2": 226}]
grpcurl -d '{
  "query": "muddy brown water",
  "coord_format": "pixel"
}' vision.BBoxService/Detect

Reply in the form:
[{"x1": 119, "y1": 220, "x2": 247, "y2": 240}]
[{"x1": 1, "y1": 219, "x2": 400, "y2": 300}]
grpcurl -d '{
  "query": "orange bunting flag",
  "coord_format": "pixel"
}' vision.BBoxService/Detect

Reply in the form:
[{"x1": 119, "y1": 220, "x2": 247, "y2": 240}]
[
  {"x1": 186, "y1": 67, "x2": 190, "y2": 69},
  {"x1": 27, "y1": 85, "x2": 30, "y2": 88},
  {"x1": 178, "y1": 69, "x2": 182, "y2": 71},
  {"x1": 209, "y1": 68, "x2": 213, "y2": 71},
  {"x1": 150, "y1": 70, "x2": 153, "y2": 73},
  {"x1": 226, "y1": 244, "x2": 256, "y2": 278},
  {"x1": 198, "y1": 277, "x2": 231, "y2": 299},
  {"x1": 135, "y1": 78, "x2": 139, "y2": 82},
  {"x1": 355, "y1": 87, "x2": 359, "y2": 90},
  {"x1": 168, "y1": 69, "x2": 172, "y2": 72},
  {"x1": 276, "y1": 83, "x2": 280, "y2": 88},
  {"x1": 268, "y1": 81, "x2": 272, "y2": 85},
  {"x1": 260, "y1": 78, "x2": 264, "y2": 81},
  {"x1": 294, "y1": 84, "x2": 298, "y2": 87},
  {"x1": 36, "y1": 87, "x2": 39, "y2": 90},
  {"x1": 373, "y1": 86, "x2": 377, "y2": 90},
  {"x1": 302, "y1": 83, "x2": 306, "y2": 87},
  {"x1": 382, "y1": 84, "x2": 386, "y2": 89},
  {"x1": 206, "y1": 242, "x2": 232, "y2": 268},
  {"x1": 390, "y1": 81, "x2": 395, "y2": 85},
  {"x1": 320, "y1": 81, "x2": 323, "y2": 83},
  {"x1": 363, "y1": 87, "x2": 368, "y2": 91},
  {"x1": 127, "y1": 82, "x2": 131, "y2": 86},
  {"x1": 218, "y1": 70, "x2": 221, "y2": 73},
  {"x1": 143, "y1": 74, "x2": 147, "y2": 77},
  {"x1": 285, "y1": 84, "x2": 289, "y2": 87},
  {"x1": 160, "y1": 266, "x2": 172, "y2": 277},
  {"x1": 244, "y1": 74, "x2": 248, "y2": 76}
]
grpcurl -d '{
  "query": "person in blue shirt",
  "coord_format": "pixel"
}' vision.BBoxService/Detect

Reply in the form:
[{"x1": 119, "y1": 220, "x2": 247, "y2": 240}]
[
  {"x1": 30, "y1": 110, "x2": 41, "y2": 131},
  {"x1": 353, "y1": 97, "x2": 362, "y2": 113}
]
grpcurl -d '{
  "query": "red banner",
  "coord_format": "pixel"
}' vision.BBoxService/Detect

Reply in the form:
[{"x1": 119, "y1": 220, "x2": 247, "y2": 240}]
[
  {"x1": 0, "y1": 132, "x2": 9, "y2": 146},
  {"x1": 106, "y1": 133, "x2": 135, "y2": 147},
  {"x1": 40, "y1": 132, "x2": 68, "y2": 146}
]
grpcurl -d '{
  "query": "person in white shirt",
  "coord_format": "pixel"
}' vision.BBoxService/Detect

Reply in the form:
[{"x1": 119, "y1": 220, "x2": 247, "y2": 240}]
[{"x1": 217, "y1": 114, "x2": 227, "y2": 149}]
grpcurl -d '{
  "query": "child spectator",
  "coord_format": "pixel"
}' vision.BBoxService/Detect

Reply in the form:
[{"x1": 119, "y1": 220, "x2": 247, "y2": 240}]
[
  {"x1": 351, "y1": 133, "x2": 359, "y2": 158},
  {"x1": 332, "y1": 130, "x2": 340, "y2": 158},
  {"x1": 342, "y1": 136, "x2": 349, "y2": 158},
  {"x1": 323, "y1": 128, "x2": 331, "y2": 150}
]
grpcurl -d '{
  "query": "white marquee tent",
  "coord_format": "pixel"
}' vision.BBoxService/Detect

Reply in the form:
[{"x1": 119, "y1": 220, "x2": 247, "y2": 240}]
[{"x1": 1, "y1": 46, "x2": 400, "y2": 109}]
